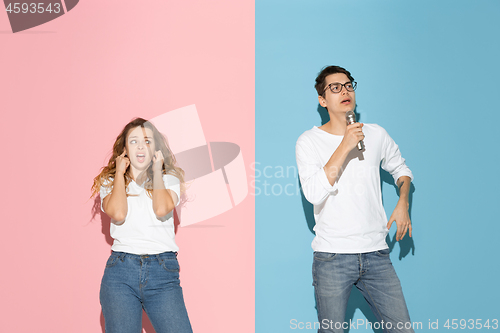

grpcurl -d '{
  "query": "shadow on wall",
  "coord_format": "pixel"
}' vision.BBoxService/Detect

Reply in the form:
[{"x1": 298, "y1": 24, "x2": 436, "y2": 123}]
[
  {"x1": 91, "y1": 196, "x2": 113, "y2": 246},
  {"x1": 299, "y1": 105, "x2": 416, "y2": 333}
]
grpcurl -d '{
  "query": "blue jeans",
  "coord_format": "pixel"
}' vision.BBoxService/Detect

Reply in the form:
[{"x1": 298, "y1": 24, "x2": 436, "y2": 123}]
[
  {"x1": 313, "y1": 249, "x2": 414, "y2": 333},
  {"x1": 100, "y1": 251, "x2": 193, "y2": 333}
]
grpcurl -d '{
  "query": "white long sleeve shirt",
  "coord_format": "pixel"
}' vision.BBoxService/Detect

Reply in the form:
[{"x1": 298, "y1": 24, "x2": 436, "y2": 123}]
[{"x1": 296, "y1": 124, "x2": 413, "y2": 253}]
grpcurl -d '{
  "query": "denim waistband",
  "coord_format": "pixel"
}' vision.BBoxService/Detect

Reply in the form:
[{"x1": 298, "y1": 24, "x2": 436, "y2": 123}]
[{"x1": 111, "y1": 251, "x2": 177, "y2": 262}]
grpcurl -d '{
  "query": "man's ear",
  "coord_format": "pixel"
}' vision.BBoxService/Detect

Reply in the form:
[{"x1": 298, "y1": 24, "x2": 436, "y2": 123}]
[{"x1": 318, "y1": 95, "x2": 327, "y2": 108}]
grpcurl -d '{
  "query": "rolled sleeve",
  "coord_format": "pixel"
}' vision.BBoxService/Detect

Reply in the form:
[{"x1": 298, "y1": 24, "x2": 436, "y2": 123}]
[
  {"x1": 380, "y1": 129, "x2": 414, "y2": 184},
  {"x1": 296, "y1": 137, "x2": 337, "y2": 205}
]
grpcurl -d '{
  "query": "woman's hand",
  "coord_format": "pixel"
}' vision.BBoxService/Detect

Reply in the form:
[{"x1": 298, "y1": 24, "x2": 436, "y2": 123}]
[
  {"x1": 152, "y1": 150, "x2": 164, "y2": 173},
  {"x1": 115, "y1": 150, "x2": 130, "y2": 175}
]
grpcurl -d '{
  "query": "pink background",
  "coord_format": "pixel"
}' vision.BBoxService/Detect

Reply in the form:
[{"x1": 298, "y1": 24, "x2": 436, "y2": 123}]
[{"x1": 0, "y1": 1, "x2": 254, "y2": 332}]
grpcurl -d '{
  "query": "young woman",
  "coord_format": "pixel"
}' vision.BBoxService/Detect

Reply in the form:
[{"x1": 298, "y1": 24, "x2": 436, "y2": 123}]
[{"x1": 91, "y1": 118, "x2": 192, "y2": 333}]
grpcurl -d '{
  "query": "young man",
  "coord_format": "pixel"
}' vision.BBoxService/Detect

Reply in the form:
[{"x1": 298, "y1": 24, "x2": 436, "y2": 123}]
[{"x1": 295, "y1": 65, "x2": 414, "y2": 333}]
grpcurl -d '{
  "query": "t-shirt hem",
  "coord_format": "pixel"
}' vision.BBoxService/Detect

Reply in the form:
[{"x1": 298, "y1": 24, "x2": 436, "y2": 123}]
[{"x1": 111, "y1": 246, "x2": 180, "y2": 255}]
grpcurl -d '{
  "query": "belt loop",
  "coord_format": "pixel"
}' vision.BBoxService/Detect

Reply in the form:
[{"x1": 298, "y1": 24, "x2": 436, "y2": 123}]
[
  {"x1": 120, "y1": 252, "x2": 126, "y2": 262},
  {"x1": 156, "y1": 253, "x2": 163, "y2": 265}
]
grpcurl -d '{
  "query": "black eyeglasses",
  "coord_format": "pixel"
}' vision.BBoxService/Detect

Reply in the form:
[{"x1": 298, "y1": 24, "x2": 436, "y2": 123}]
[{"x1": 323, "y1": 81, "x2": 357, "y2": 95}]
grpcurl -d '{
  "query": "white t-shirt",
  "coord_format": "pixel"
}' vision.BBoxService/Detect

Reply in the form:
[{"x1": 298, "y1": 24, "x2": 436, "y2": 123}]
[
  {"x1": 296, "y1": 124, "x2": 413, "y2": 253},
  {"x1": 100, "y1": 174, "x2": 181, "y2": 254}
]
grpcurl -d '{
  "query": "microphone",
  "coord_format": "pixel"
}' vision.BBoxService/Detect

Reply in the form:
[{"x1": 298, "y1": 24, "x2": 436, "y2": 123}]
[{"x1": 345, "y1": 111, "x2": 364, "y2": 151}]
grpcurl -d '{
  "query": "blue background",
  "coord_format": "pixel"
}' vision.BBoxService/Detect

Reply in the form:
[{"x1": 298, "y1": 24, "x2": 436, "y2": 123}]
[{"x1": 256, "y1": 0, "x2": 500, "y2": 331}]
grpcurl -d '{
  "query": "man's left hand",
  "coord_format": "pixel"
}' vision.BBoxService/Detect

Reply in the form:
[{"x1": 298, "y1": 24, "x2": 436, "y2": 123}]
[{"x1": 387, "y1": 202, "x2": 412, "y2": 242}]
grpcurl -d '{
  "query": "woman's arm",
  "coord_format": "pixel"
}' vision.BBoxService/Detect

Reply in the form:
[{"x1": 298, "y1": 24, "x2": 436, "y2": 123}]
[
  {"x1": 152, "y1": 151, "x2": 177, "y2": 218},
  {"x1": 102, "y1": 151, "x2": 129, "y2": 224}
]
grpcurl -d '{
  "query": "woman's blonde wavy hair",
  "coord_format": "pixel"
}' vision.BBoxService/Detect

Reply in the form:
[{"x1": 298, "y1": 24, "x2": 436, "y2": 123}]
[{"x1": 91, "y1": 118, "x2": 185, "y2": 199}]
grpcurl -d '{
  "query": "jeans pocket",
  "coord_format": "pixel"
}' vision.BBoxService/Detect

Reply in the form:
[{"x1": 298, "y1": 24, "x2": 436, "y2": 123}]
[
  {"x1": 161, "y1": 258, "x2": 180, "y2": 272},
  {"x1": 375, "y1": 248, "x2": 391, "y2": 257},
  {"x1": 313, "y1": 251, "x2": 337, "y2": 262},
  {"x1": 105, "y1": 254, "x2": 119, "y2": 268}
]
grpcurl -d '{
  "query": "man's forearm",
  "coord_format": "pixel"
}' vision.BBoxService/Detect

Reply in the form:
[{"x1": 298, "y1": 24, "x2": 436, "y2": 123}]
[
  {"x1": 323, "y1": 143, "x2": 350, "y2": 186},
  {"x1": 396, "y1": 176, "x2": 411, "y2": 207}
]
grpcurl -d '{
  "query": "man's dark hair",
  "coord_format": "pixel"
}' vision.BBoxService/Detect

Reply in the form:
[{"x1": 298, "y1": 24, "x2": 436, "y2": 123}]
[{"x1": 315, "y1": 65, "x2": 355, "y2": 96}]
